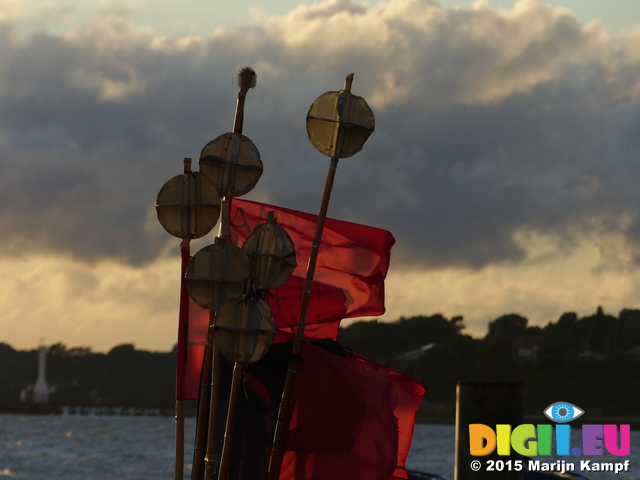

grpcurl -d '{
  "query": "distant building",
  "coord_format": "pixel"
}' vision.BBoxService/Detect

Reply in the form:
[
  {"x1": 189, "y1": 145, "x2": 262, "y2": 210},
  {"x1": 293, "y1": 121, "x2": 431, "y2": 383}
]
[
  {"x1": 32, "y1": 345, "x2": 50, "y2": 403},
  {"x1": 517, "y1": 337, "x2": 539, "y2": 361},
  {"x1": 396, "y1": 343, "x2": 436, "y2": 362},
  {"x1": 578, "y1": 351, "x2": 605, "y2": 360},
  {"x1": 626, "y1": 345, "x2": 640, "y2": 356}
]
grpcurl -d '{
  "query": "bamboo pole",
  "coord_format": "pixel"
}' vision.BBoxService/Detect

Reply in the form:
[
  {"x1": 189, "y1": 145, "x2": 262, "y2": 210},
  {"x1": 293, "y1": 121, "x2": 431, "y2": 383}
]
[
  {"x1": 176, "y1": 238, "x2": 189, "y2": 480},
  {"x1": 202, "y1": 347, "x2": 223, "y2": 479},
  {"x1": 201, "y1": 67, "x2": 258, "y2": 479},
  {"x1": 217, "y1": 362, "x2": 245, "y2": 480},
  {"x1": 268, "y1": 73, "x2": 354, "y2": 480},
  {"x1": 267, "y1": 156, "x2": 339, "y2": 480},
  {"x1": 186, "y1": 153, "x2": 222, "y2": 480},
  {"x1": 191, "y1": 323, "x2": 214, "y2": 480},
  {"x1": 174, "y1": 399, "x2": 185, "y2": 480},
  {"x1": 175, "y1": 158, "x2": 192, "y2": 480},
  {"x1": 216, "y1": 250, "x2": 258, "y2": 480},
  {"x1": 201, "y1": 199, "x2": 230, "y2": 480},
  {"x1": 199, "y1": 232, "x2": 230, "y2": 479},
  {"x1": 194, "y1": 67, "x2": 258, "y2": 480}
]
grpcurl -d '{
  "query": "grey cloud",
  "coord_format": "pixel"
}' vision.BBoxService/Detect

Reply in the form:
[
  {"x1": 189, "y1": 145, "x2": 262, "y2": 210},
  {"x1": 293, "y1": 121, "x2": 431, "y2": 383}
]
[{"x1": 1, "y1": 0, "x2": 640, "y2": 270}]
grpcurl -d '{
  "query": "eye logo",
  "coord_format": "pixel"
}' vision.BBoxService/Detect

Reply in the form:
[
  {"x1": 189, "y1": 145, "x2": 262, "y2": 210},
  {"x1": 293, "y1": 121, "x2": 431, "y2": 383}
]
[{"x1": 543, "y1": 402, "x2": 584, "y2": 423}]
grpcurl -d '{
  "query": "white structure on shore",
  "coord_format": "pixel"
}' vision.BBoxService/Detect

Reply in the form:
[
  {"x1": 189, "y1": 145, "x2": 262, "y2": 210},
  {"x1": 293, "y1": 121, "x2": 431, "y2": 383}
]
[{"x1": 32, "y1": 345, "x2": 50, "y2": 403}]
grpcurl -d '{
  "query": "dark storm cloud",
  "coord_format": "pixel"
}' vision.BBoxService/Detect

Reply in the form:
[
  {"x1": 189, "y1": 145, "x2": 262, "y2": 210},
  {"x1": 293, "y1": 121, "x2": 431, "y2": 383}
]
[
  {"x1": 2, "y1": 0, "x2": 640, "y2": 269},
  {"x1": 332, "y1": 83, "x2": 615, "y2": 268}
]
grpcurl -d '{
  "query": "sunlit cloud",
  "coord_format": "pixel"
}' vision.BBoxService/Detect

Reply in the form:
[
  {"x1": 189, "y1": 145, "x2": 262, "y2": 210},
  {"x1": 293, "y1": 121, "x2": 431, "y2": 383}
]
[
  {"x1": 3, "y1": 0, "x2": 640, "y2": 350},
  {"x1": 376, "y1": 238, "x2": 640, "y2": 337},
  {"x1": 0, "y1": 255, "x2": 181, "y2": 351}
]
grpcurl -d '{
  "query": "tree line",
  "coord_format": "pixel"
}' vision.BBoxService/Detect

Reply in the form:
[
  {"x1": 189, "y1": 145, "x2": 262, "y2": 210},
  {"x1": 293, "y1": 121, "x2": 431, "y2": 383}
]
[
  {"x1": 0, "y1": 343, "x2": 175, "y2": 409},
  {"x1": 340, "y1": 307, "x2": 640, "y2": 416},
  {"x1": 1, "y1": 306, "x2": 639, "y2": 415}
]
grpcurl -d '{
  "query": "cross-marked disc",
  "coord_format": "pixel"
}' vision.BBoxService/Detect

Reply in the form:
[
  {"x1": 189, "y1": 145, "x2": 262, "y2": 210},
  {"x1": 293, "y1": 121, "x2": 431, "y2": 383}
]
[
  {"x1": 242, "y1": 219, "x2": 296, "y2": 290},
  {"x1": 156, "y1": 172, "x2": 220, "y2": 239},
  {"x1": 199, "y1": 133, "x2": 263, "y2": 198},
  {"x1": 214, "y1": 295, "x2": 276, "y2": 363},
  {"x1": 185, "y1": 243, "x2": 249, "y2": 310},
  {"x1": 306, "y1": 90, "x2": 375, "y2": 158}
]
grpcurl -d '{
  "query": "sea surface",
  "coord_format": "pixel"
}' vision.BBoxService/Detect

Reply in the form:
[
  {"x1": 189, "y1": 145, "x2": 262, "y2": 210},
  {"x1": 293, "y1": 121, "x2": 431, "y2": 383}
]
[{"x1": 0, "y1": 414, "x2": 637, "y2": 479}]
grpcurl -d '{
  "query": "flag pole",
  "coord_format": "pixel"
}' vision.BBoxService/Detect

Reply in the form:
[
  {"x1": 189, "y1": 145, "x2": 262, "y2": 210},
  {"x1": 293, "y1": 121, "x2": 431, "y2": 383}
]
[
  {"x1": 201, "y1": 278, "x2": 222, "y2": 480},
  {"x1": 174, "y1": 397, "x2": 185, "y2": 480},
  {"x1": 217, "y1": 248, "x2": 263, "y2": 480},
  {"x1": 268, "y1": 74, "x2": 354, "y2": 480},
  {"x1": 175, "y1": 240, "x2": 188, "y2": 480},
  {"x1": 175, "y1": 157, "x2": 193, "y2": 480},
  {"x1": 157, "y1": 157, "x2": 219, "y2": 480},
  {"x1": 175, "y1": 264, "x2": 189, "y2": 480},
  {"x1": 201, "y1": 67, "x2": 258, "y2": 480},
  {"x1": 191, "y1": 310, "x2": 215, "y2": 480}
]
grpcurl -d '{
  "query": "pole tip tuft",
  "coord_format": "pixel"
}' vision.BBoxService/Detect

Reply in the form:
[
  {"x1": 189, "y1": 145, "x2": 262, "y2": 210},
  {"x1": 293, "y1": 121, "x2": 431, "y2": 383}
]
[{"x1": 238, "y1": 67, "x2": 257, "y2": 90}]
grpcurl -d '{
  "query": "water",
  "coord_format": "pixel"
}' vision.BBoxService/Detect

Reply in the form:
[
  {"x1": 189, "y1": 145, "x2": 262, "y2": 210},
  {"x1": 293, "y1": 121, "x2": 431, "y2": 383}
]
[
  {"x1": 407, "y1": 424, "x2": 456, "y2": 477},
  {"x1": 0, "y1": 414, "x2": 196, "y2": 479},
  {"x1": 0, "y1": 415, "x2": 637, "y2": 479}
]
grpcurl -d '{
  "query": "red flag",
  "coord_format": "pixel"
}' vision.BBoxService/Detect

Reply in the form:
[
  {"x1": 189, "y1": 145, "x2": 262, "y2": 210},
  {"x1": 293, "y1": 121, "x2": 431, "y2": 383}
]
[
  {"x1": 176, "y1": 199, "x2": 395, "y2": 400},
  {"x1": 175, "y1": 247, "x2": 209, "y2": 400},
  {"x1": 229, "y1": 198, "x2": 395, "y2": 339},
  {"x1": 387, "y1": 367, "x2": 429, "y2": 479},
  {"x1": 279, "y1": 342, "x2": 427, "y2": 480},
  {"x1": 176, "y1": 299, "x2": 208, "y2": 400}
]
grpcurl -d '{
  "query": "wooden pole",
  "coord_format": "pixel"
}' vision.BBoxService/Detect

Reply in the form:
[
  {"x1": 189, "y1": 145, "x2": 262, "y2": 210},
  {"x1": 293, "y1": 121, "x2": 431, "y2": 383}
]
[
  {"x1": 174, "y1": 399, "x2": 185, "y2": 480},
  {"x1": 199, "y1": 190, "x2": 231, "y2": 479},
  {"x1": 175, "y1": 237, "x2": 189, "y2": 480},
  {"x1": 196, "y1": 235, "x2": 231, "y2": 480},
  {"x1": 216, "y1": 362, "x2": 245, "y2": 480},
  {"x1": 191, "y1": 323, "x2": 214, "y2": 480},
  {"x1": 202, "y1": 347, "x2": 223, "y2": 479},
  {"x1": 268, "y1": 153, "x2": 340, "y2": 479},
  {"x1": 216, "y1": 250, "x2": 259, "y2": 480},
  {"x1": 454, "y1": 381, "x2": 524, "y2": 480},
  {"x1": 268, "y1": 74, "x2": 356, "y2": 479},
  {"x1": 185, "y1": 148, "x2": 221, "y2": 480},
  {"x1": 269, "y1": 75, "x2": 356, "y2": 480},
  {"x1": 194, "y1": 67, "x2": 258, "y2": 480},
  {"x1": 175, "y1": 158, "x2": 192, "y2": 480}
]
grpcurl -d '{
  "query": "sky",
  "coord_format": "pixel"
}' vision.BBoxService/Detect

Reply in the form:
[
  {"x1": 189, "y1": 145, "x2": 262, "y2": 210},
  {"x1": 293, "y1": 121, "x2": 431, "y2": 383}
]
[{"x1": 2, "y1": 0, "x2": 640, "y2": 352}]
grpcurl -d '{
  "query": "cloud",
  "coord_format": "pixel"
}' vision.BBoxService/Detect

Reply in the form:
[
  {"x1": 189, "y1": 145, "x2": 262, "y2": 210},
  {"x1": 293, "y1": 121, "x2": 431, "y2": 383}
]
[
  {"x1": 1, "y1": 0, "x2": 640, "y2": 275},
  {"x1": 370, "y1": 237, "x2": 640, "y2": 337},
  {"x1": 0, "y1": 255, "x2": 181, "y2": 351}
]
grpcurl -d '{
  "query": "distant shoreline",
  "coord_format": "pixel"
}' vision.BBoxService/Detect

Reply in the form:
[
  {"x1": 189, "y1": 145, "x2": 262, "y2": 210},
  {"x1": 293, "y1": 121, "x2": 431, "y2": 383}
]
[
  {"x1": 0, "y1": 401, "x2": 180, "y2": 417},
  {"x1": 4, "y1": 402, "x2": 640, "y2": 430},
  {"x1": 417, "y1": 412, "x2": 640, "y2": 430}
]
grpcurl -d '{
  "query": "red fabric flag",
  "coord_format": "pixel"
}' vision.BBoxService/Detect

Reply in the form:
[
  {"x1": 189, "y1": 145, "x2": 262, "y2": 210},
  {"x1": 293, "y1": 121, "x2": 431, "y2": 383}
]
[
  {"x1": 176, "y1": 199, "x2": 395, "y2": 400},
  {"x1": 176, "y1": 299, "x2": 208, "y2": 400},
  {"x1": 279, "y1": 342, "x2": 427, "y2": 480},
  {"x1": 387, "y1": 367, "x2": 430, "y2": 479},
  {"x1": 229, "y1": 198, "x2": 395, "y2": 338},
  {"x1": 175, "y1": 247, "x2": 209, "y2": 400}
]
